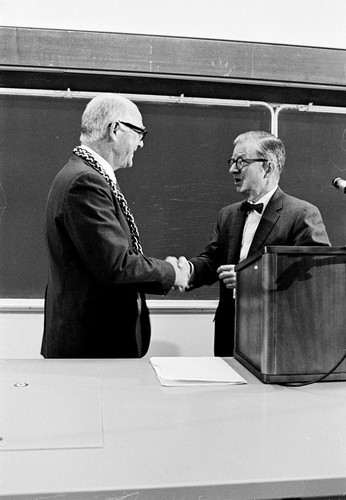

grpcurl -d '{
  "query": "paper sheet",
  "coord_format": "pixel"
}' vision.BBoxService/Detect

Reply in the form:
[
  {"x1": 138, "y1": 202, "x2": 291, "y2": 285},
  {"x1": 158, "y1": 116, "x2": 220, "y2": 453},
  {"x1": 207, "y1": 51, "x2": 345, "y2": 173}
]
[
  {"x1": 0, "y1": 375, "x2": 103, "y2": 450},
  {"x1": 150, "y1": 356, "x2": 247, "y2": 386}
]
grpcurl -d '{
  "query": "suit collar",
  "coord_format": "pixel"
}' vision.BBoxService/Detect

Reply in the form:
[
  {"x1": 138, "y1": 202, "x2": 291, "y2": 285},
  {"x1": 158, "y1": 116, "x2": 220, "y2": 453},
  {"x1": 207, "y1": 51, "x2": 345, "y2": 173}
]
[
  {"x1": 81, "y1": 144, "x2": 118, "y2": 185},
  {"x1": 249, "y1": 187, "x2": 284, "y2": 253},
  {"x1": 226, "y1": 204, "x2": 248, "y2": 263}
]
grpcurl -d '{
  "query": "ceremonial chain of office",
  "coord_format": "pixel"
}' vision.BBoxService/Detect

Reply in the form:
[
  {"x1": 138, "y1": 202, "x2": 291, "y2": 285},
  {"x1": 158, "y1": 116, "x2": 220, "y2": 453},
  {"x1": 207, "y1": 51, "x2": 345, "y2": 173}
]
[{"x1": 73, "y1": 146, "x2": 143, "y2": 255}]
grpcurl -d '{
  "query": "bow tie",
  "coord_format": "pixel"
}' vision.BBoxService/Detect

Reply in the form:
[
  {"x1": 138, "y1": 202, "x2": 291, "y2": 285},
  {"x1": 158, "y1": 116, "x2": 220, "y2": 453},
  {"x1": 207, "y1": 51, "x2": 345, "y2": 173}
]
[{"x1": 240, "y1": 201, "x2": 264, "y2": 214}]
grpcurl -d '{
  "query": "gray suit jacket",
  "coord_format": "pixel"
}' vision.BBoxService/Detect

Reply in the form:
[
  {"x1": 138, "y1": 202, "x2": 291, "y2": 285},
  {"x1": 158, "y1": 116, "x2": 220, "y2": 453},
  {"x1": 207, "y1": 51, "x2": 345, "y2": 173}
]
[{"x1": 189, "y1": 187, "x2": 331, "y2": 355}]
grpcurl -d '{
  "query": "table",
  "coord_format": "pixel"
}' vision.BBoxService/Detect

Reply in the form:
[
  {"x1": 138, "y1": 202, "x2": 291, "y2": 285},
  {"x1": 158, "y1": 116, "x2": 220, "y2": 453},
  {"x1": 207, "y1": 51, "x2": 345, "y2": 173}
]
[{"x1": 1, "y1": 358, "x2": 346, "y2": 499}]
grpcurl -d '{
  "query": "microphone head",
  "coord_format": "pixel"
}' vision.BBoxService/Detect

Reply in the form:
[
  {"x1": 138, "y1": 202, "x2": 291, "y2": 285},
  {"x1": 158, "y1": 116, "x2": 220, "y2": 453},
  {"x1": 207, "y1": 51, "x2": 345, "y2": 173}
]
[{"x1": 332, "y1": 177, "x2": 346, "y2": 193}]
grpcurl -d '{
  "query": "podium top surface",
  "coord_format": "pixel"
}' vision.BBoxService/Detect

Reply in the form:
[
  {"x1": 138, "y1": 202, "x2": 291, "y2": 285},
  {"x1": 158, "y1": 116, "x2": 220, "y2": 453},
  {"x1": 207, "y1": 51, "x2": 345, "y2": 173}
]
[
  {"x1": 236, "y1": 245, "x2": 346, "y2": 271},
  {"x1": 1, "y1": 358, "x2": 346, "y2": 499},
  {"x1": 262, "y1": 245, "x2": 346, "y2": 254}
]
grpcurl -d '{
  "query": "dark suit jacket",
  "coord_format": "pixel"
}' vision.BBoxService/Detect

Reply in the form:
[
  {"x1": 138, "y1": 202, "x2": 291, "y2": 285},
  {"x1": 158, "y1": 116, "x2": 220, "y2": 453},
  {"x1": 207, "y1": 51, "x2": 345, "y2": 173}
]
[
  {"x1": 41, "y1": 155, "x2": 175, "y2": 358},
  {"x1": 189, "y1": 187, "x2": 331, "y2": 356}
]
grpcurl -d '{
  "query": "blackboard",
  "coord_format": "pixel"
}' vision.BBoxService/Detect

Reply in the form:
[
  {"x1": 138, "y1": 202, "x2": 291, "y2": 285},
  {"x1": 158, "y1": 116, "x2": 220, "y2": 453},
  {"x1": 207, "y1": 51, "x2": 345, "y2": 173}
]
[
  {"x1": 0, "y1": 93, "x2": 273, "y2": 299},
  {"x1": 278, "y1": 108, "x2": 346, "y2": 248}
]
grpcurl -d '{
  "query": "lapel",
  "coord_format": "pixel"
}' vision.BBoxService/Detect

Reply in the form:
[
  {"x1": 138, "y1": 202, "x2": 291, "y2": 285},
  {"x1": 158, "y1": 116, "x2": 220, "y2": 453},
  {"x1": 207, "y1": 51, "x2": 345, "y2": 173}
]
[
  {"x1": 248, "y1": 187, "x2": 284, "y2": 254},
  {"x1": 227, "y1": 204, "x2": 248, "y2": 263}
]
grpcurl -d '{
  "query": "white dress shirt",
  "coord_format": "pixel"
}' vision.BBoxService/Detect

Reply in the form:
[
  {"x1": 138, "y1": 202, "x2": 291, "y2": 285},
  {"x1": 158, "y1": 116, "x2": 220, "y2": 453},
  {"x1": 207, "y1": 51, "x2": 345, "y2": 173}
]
[{"x1": 239, "y1": 186, "x2": 278, "y2": 262}]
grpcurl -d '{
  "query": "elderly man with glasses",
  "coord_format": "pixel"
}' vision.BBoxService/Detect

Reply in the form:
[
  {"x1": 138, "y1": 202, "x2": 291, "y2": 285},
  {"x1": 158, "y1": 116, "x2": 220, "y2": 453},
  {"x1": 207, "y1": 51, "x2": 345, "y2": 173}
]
[
  {"x1": 185, "y1": 130, "x2": 330, "y2": 357},
  {"x1": 42, "y1": 93, "x2": 190, "y2": 359}
]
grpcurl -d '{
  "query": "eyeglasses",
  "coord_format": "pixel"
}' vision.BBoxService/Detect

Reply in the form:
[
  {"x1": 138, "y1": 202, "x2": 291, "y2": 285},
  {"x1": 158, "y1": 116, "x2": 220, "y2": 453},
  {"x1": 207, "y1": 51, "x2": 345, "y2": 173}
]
[
  {"x1": 118, "y1": 120, "x2": 147, "y2": 140},
  {"x1": 228, "y1": 157, "x2": 268, "y2": 171}
]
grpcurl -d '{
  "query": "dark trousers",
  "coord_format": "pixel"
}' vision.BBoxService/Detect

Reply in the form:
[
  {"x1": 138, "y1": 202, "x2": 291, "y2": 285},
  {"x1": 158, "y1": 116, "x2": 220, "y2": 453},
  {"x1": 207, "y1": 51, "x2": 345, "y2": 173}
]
[{"x1": 214, "y1": 298, "x2": 236, "y2": 357}]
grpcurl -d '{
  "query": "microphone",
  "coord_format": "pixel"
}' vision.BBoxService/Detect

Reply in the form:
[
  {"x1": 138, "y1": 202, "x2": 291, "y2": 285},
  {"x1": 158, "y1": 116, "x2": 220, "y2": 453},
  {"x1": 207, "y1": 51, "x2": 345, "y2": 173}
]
[{"x1": 332, "y1": 177, "x2": 346, "y2": 193}]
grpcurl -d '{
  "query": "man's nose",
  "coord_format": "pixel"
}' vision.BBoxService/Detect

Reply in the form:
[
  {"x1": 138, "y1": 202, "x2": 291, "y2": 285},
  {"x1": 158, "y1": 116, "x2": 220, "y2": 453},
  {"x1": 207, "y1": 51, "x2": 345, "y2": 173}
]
[{"x1": 229, "y1": 163, "x2": 238, "y2": 174}]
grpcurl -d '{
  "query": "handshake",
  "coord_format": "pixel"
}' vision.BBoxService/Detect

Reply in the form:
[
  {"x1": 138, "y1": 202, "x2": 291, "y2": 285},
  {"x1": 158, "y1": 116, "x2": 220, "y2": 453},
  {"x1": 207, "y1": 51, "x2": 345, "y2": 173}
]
[{"x1": 165, "y1": 256, "x2": 193, "y2": 292}]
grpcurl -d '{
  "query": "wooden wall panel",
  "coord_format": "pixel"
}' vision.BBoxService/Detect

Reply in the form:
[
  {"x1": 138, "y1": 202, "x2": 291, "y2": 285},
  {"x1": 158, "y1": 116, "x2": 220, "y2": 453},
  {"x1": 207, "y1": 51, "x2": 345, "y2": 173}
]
[{"x1": 1, "y1": 27, "x2": 346, "y2": 88}]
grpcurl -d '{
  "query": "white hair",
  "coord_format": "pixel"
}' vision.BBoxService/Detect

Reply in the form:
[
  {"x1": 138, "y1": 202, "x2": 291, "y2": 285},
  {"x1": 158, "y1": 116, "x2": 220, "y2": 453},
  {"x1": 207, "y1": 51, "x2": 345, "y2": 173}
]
[
  {"x1": 79, "y1": 93, "x2": 138, "y2": 143},
  {"x1": 234, "y1": 131, "x2": 286, "y2": 174}
]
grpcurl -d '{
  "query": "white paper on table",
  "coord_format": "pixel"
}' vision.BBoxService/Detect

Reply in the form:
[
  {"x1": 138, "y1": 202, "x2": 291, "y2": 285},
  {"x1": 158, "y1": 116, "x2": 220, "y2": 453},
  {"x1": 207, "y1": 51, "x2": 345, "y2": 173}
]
[
  {"x1": 0, "y1": 374, "x2": 103, "y2": 450},
  {"x1": 150, "y1": 356, "x2": 247, "y2": 387}
]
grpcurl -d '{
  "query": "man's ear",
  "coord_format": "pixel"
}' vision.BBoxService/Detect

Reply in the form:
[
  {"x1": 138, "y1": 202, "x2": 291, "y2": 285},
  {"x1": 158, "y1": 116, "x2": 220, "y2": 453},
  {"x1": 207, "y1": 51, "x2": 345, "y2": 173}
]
[
  {"x1": 109, "y1": 121, "x2": 118, "y2": 140},
  {"x1": 263, "y1": 161, "x2": 274, "y2": 177}
]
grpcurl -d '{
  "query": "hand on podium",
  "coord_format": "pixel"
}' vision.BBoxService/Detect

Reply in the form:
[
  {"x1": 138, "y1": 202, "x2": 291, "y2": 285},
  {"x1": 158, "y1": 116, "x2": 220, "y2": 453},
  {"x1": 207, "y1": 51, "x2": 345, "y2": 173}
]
[{"x1": 217, "y1": 264, "x2": 236, "y2": 289}]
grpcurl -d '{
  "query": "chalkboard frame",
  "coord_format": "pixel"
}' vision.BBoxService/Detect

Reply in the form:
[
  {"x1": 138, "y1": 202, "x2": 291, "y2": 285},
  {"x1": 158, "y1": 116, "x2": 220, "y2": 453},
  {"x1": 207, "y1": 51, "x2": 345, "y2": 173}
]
[{"x1": 2, "y1": 89, "x2": 346, "y2": 310}]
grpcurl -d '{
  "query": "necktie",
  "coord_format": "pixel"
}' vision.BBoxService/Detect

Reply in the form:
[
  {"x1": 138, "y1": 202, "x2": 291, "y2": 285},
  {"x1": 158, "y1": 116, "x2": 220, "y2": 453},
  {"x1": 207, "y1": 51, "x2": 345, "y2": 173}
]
[
  {"x1": 73, "y1": 146, "x2": 143, "y2": 255},
  {"x1": 240, "y1": 201, "x2": 264, "y2": 214}
]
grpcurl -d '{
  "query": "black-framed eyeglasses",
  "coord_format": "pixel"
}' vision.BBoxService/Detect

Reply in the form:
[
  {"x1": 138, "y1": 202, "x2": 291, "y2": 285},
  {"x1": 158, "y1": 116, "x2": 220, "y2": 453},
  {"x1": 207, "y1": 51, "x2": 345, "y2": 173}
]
[
  {"x1": 227, "y1": 157, "x2": 268, "y2": 171},
  {"x1": 118, "y1": 120, "x2": 147, "y2": 140}
]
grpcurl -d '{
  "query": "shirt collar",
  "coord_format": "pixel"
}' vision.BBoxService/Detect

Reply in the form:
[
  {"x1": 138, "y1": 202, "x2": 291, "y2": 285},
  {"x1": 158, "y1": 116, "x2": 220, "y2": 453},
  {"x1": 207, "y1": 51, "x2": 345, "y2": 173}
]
[
  {"x1": 81, "y1": 144, "x2": 117, "y2": 185},
  {"x1": 251, "y1": 185, "x2": 278, "y2": 211}
]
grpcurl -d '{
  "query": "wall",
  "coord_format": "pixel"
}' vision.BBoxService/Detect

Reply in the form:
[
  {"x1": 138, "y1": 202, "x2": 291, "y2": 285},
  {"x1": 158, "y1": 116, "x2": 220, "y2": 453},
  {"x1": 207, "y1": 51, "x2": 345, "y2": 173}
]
[
  {"x1": 0, "y1": 302, "x2": 216, "y2": 358},
  {"x1": 1, "y1": 0, "x2": 346, "y2": 49}
]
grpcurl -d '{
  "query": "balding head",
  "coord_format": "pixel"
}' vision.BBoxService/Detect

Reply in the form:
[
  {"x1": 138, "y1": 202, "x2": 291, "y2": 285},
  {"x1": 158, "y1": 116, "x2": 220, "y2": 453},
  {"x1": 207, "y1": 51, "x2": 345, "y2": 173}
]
[{"x1": 80, "y1": 93, "x2": 141, "y2": 143}]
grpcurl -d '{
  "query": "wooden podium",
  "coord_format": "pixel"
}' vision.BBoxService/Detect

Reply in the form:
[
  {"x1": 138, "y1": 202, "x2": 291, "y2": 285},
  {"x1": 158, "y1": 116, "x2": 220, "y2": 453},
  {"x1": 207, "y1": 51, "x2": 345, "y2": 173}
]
[{"x1": 234, "y1": 247, "x2": 346, "y2": 383}]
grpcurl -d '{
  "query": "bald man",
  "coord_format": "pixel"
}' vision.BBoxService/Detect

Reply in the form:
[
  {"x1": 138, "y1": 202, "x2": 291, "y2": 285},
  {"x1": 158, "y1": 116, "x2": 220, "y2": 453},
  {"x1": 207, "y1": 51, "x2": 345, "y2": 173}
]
[{"x1": 42, "y1": 93, "x2": 190, "y2": 358}]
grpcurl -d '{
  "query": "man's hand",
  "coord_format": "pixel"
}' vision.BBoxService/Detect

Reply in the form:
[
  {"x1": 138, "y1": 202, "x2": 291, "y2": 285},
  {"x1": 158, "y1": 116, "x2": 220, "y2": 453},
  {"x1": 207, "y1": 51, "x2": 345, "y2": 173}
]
[
  {"x1": 165, "y1": 256, "x2": 191, "y2": 291},
  {"x1": 217, "y1": 264, "x2": 236, "y2": 289}
]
